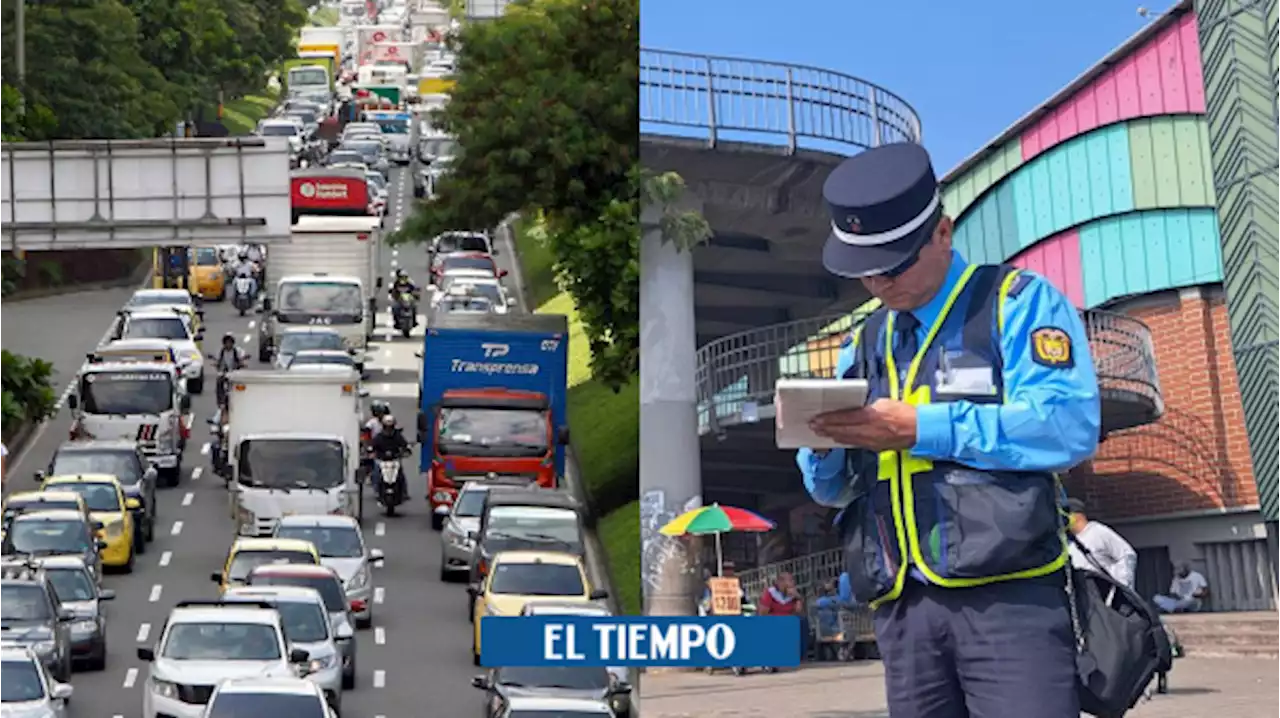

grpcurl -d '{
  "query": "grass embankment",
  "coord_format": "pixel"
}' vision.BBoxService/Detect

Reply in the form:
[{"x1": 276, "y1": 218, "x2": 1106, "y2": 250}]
[
  {"x1": 310, "y1": 5, "x2": 340, "y2": 26},
  {"x1": 222, "y1": 92, "x2": 280, "y2": 136},
  {"x1": 513, "y1": 220, "x2": 641, "y2": 616}
]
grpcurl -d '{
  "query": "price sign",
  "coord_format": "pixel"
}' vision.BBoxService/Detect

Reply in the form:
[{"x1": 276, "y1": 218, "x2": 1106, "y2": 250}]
[{"x1": 707, "y1": 577, "x2": 742, "y2": 615}]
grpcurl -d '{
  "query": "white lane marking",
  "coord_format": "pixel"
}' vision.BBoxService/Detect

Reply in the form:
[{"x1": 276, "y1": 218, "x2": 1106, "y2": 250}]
[
  {"x1": 375, "y1": 522, "x2": 385, "y2": 537},
  {"x1": 136, "y1": 623, "x2": 151, "y2": 642},
  {"x1": 373, "y1": 670, "x2": 386, "y2": 688},
  {"x1": 171, "y1": 520, "x2": 184, "y2": 536},
  {"x1": 382, "y1": 366, "x2": 391, "y2": 375},
  {"x1": 375, "y1": 626, "x2": 386, "y2": 645},
  {"x1": 181, "y1": 492, "x2": 194, "y2": 507},
  {"x1": 373, "y1": 586, "x2": 385, "y2": 604},
  {"x1": 383, "y1": 348, "x2": 392, "y2": 358},
  {"x1": 243, "y1": 333, "x2": 252, "y2": 344},
  {"x1": 123, "y1": 668, "x2": 138, "y2": 689},
  {"x1": 248, "y1": 320, "x2": 256, "y2": 330},
  {"x1": 149, "y1": 585, "x2": 163, "y2": 602},
  {"x1": 159, "y1": 551, "x2": 172, "y2": 567},
  {"x1": 391, "y1": 259, "x2": 398, "y2": 267},
  {"x1": 393, "y1": 249, "x2": 399, "y2": 256},
  {"x1": 201, "y1": 442, "x2": 211, "y2": 455},
  {"x1": 191, "y1": 467, "x2": 203, "y2": 481},
  {"x1": 380, "y1": 383, "x2": 391, "y2": 393}
]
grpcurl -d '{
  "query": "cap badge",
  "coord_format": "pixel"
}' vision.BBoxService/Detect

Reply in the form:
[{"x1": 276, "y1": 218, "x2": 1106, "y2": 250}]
[{"x1": 846, "y1": 215, "x2": 861, "y2": 233}]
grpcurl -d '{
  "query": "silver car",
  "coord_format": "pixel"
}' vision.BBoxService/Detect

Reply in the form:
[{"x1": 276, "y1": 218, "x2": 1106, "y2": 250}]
[
  {"x1": 440, "y1": 479, "x2": 531, "y2": 581},
  {"x1": 272, "y1": 516, "x2": 383, "y2": 628},
  {"x1": 221, "y1": 586, "x2": 348, "y2": 707},
  {"x1": 244, "y1": 564, "x2": 358, "y2": 688},
  {"x1": 32, "y1": 556, "x2": 114, "y2": 671},
  {"x1": 0, "y1": 643, "x2": 72, "y2": 717},
  {"x1": 273, "y1": 328, "x2": 347, "y2": 370}
]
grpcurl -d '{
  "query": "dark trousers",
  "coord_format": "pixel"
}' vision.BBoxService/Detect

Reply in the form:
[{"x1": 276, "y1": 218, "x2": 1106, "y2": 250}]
[{"x1": 874, "y1": 574, "x2": 1078, "y2": 718}]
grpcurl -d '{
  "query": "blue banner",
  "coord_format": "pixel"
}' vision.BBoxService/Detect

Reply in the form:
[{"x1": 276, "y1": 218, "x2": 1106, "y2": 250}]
[{"x1": 479, "y1": 615, "x2": 801, "y2": 667}]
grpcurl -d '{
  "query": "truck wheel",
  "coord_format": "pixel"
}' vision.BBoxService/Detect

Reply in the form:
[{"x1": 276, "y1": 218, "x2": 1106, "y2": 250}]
[
  {"x1": 431, "y1": 513, "x2": 444, "y2": 531},
  {"x1": 188, "y1": 375, "x2": 204, "y2": 395},
  {"x1": 162, "y1": 466, "x2": 181, "y2": 488}
]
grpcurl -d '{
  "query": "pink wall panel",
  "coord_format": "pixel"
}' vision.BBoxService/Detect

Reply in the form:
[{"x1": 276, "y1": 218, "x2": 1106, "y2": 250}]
[
  {"x1": 1020, "y1": 13, "x2": 1206, "y2": 161},
  {"x1": 1009, "y1": 229, "x2": 1085, "y2": 307}
]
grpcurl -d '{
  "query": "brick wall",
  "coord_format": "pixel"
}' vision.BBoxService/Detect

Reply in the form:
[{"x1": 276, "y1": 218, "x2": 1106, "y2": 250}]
[{"x1": 1066, "y1": 284, "x2": 1257, "y2": 520}]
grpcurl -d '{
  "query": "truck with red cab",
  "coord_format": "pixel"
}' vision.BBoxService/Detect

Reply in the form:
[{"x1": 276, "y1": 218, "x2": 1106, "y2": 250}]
[{"x1": 416, "y1": 313, "x2": 570, "y2": 529}]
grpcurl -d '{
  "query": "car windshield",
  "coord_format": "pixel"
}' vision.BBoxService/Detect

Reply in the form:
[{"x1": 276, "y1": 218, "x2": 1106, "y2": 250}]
[
  {"x1": 52, "y1": 483, "x2": 120, "y2": 512},
  {"x1": 5, "y1": 520, "x2": 91, "y2": 556},
  {"x1": 0, "y1": 660, "x2": 45, "y2": 702},
  {"x1": 489, "y1": 562, "x2": 584, "y2": 597},
  {"x1": 328, "y1": 151, "x2": 363, "y2": 166},
  {"x1": 441, "y1": 256, "x2": 494, "y2": 274},
  {"x1": 289, "y1": 353, "x2": 354, "y2": 368},
  {"x1": 454, "y1": 490, "x2": 489, "y2": 518},
  {"x1": 274, "y1": 526, "x2": 363, "y2": 558},
  {"x1": 238, "y1": 439, "x2": 345, "y2": 490},
  {"x1": 438, "y1": 407, "x2": 548, "y2": 454},
  {"x1": 486, "y1": 507, "x2": 581, "y2": 550},
  {"x1": 5, "y1": 500, "x2": 79, "y2": 524},
  {"x1": 277, "y1": 282, "x2": 363, "y2": 315},
  {"x1": 288, "y1": 110, "x2": 318, "y2": 124},
  {"x1": 124, "y1": 317, "x2": 188, "y2": 340},
  {"x1": 289, "y1": 68, "x2": 328, "y2": 87},
  {"x1": 421, "y1": 138, "x2": 457, "y2": 158},
  {"x1": 373, "y1": 119, "x2": 409, "y2": 134},
  {"x1": 0, "y1": 585, "x2": 52, "y2": 621},
  {"x1": 278, "y1": 332, "x2": 345, "y2": 356},
  {"x1": 366, "y1": 173, "x2": 387, "y2": 191},
  {"x1": 346, "y1": 142, "x2": 380, "y2": 160},
  {"x1": 260, "y1": 123, "x2": 300, "y2": 137},
  {"x1": 434, "y1": 233, "x2": 487, "y2": 253},
  {"x1": 162, "y1": 623, "x2": 282, "y2": 660},
  {"x1": 50, "y1": 450, "x2": 142, "y2": 483},
  {"x1": 129, "y1": 292, "x2": 191, "y2": 308},
  {"x1": 442, "y1": 280, "x2": 502, "y2": 306},
  {"x1": 228, "y1": 551, "x2": 318, "y2": 582},
  {"x1": 192, "y1": 247, "x2": 220, "y2": 266},
  {"x1": 275, "y1": 600, "x2": 329, "y2": 643},
  {"x1": 248, "y1": 574, "x2": 346, "y2": 613},
  {"x1": 497, "y1": 665, "x2": 610, "y2": 690},
  {"x1": 45, "y1": 567, "x2": 96, "y2": 602},
  {"x1": 80, "y1": 372, "x2": 173, "y2": 415},
  {"x1": 208, "y1": 693, "x2": 327, "y2": 718},
  {"x1": 438, "y1": 297, "x2": 493, "y2": 314}
]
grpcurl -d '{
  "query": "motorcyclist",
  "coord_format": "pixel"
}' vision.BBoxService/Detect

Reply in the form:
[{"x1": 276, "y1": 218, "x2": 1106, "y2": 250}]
[
  {"x1": 215, "y1": 333, "x2": 248, "y2": 373},
  {"x1": 364, "y1": 400, "x2": 391, "y2": 440},
  {"x1": 389, "y1": 269, "x2": 419, "y2": 301},
  {"x1": 369, "y1": 414, "x2": 410, "y2": 497}
]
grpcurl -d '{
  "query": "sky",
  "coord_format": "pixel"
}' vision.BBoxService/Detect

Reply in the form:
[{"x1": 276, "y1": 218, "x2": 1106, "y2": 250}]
[{"x1": 639, "y1": 0, "x2": 1181, "y2": 174}]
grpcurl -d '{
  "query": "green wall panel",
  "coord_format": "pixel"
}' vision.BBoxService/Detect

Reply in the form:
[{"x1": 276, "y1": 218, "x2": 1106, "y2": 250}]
[{"x1": 1128, "y1": 115, "x2": 1217, "y2": 209}]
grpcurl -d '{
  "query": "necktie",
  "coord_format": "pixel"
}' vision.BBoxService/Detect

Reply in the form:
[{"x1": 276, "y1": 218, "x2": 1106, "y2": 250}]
[{"x1": 893, "y1": 313, "x2": 921, "y2": 390}]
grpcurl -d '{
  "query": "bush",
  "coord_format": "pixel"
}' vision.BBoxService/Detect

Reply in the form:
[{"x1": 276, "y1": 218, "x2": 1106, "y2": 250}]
[
  {"x1": 1, "y1": 350, "x2": 58, "y2": 437},
  {"x1": 598, "y1": 501, "x2": 640, "y2": 615}
]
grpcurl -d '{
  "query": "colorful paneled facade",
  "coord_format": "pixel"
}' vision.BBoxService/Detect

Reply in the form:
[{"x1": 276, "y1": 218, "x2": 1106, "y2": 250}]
[{"x1": 940, "y1": 3, "x2": 1272, "y2": 607}]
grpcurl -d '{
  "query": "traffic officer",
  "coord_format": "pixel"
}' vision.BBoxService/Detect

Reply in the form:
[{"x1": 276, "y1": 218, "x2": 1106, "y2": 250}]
[{"x1": 790, "y1": 142, "x2": 1100, "y2": 717}]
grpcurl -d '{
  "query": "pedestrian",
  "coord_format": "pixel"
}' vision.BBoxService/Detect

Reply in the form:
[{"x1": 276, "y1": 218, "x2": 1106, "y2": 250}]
[
  {"x1": 758, "y1": 572, "x2": 810, "y2": 661},
  {"x1": 1066, "y1": 497, "x2": 1137, "y2": 588},
  {"x1": 788, "y1": 142, "x2": 1101, "y2": 717},
  {"x1": 1154, "y1": 563, "x2": 1209, "y2": 613}
]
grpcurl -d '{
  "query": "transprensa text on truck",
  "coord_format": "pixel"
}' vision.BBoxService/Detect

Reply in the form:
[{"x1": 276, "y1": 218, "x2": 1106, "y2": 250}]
[{"x1": 451, "y1": 360, "x2": 539, "y2": 375}]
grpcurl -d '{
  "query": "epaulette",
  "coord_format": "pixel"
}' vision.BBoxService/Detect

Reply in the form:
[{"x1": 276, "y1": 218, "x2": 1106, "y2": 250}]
[{"x1": 1006, "y1": 271, "x2": 1034, "y2": 299}]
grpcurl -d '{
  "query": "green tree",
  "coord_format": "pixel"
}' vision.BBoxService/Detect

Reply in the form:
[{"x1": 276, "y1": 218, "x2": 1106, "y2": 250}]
[
  {"x1": 1, "y1": 84, "x2": 56, "y2": 141},
  {"x1": 397, "y1": 0, "x2": 639, "y2": 388},
  {"x1": 120, "y1": 0, "x2": 239, "y2": 118}
]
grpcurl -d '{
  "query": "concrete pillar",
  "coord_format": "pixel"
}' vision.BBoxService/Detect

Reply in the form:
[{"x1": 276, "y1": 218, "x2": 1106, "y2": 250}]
[{"x1": 639, "y1": 200, "x2": 704, "y2": 617}]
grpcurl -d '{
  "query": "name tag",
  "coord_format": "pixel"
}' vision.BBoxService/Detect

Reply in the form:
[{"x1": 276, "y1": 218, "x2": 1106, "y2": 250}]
[{"x1": 935, "y1": 351, "x2": 997, "y2": 397}]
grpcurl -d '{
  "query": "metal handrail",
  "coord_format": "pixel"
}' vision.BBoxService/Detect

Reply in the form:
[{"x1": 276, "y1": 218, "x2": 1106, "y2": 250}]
[
  {"x1": 695, "y1": 307, "x2": 1165, "y2": 435},
  {"x1": 640, "y1": 48, "x2": 923, "y2": 154}
]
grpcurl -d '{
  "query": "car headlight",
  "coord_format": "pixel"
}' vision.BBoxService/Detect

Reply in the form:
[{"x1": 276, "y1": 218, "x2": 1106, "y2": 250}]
[
  {"x1": 150, "y1": 677, "x2": 178, "y2": 698},
  {"x1": 105, "y1": 520, "x2": 124, "y2": 538},
  {"x1": 308, "y1": 654, "x2": 336, "y2": 672},
  {"x1": 70, "y1": 619, "x2": 98, "y2": 635},
  {"x1": 183, "y1": 349, "x2": 202, "y2": 365},
  {"x1": 432, "y1": 490, "x2": 451, "y2": 503},
  {"x1": 32, "y1": 641, "x2": 55, "y2": 656},
  {"x1": 346, "y1": 565, "x2": 370, "y2": 591}
]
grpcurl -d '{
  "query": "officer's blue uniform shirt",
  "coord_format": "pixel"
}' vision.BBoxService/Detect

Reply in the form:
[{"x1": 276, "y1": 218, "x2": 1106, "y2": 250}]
[{"x1": 796, "y1": 249, "x2": 1101, "y2": 510}]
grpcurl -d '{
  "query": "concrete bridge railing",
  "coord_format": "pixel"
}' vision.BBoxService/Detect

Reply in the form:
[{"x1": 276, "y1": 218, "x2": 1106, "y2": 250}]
[{"x1": 640, "y1": 48, "x2": 923, "y2": 154}]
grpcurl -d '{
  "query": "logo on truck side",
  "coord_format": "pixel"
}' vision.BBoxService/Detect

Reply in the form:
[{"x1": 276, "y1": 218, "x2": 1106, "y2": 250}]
[
  {"x1": 540, "y1": 339, "x2": 560, "y2": 352},
  {"x1": 481, "y1": 343, "x2": 509, "y2": 358}
]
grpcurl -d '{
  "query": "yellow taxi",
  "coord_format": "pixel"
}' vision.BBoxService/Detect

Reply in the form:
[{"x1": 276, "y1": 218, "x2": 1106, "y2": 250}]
[
  {"x1": 1, "y1": 491, "x2": 93, "y2": 542},
  {"x1": 469, "y1": 550, "x2": 607, "y2": 666},
  {"x1": 212, "y1": 537, "x2": 321, "y2": 594},
  {"x1": 38, "y1": 474, "x2": 139, "y2": 573},
  {"x1": 188, "y1": 246, "x2": 226, "y2": 301}
]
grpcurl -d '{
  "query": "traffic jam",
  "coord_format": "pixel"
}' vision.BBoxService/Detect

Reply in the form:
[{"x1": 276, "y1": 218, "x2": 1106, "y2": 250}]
[{"x1": 0, "y1": 1, "x2": 630, "y2": 717}]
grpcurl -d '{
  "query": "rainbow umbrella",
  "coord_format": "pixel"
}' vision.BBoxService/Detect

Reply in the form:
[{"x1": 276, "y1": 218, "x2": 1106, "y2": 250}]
[{"x1": 659, "y1": 503, "x2": 775, "y2": 576}]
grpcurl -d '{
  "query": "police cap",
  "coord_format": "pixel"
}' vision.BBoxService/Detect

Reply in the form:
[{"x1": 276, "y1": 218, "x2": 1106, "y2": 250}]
[{"x1": 821, "y1": 142, "x2": 942, "y2": 278}]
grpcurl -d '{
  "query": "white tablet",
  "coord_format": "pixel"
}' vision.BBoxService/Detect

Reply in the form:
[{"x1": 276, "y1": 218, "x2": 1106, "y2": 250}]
[{"x1": 774, "y1": 378, "x2": 869, "y2": 449}]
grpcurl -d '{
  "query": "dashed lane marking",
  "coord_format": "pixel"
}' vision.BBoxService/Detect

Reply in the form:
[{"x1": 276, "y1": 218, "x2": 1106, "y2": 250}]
[
  {"x1": 383, "y1": 366, "x2": 391, "y2": 375},
  {"x1": 201, "y1": 443, "x2": 211, "y2": 455},
  {"x1": 373, "y1": 670, "x2": 386, "y2": 688},
  {"x1": 171, "y1": 520, "x2": 184, "y2": 536},
  {"x1": 149, "y1": 585, "x2": 163, "y2": 602},
  {"x1": 375, "y1": 626, "x2": 386, "y2": 645},
  {"x1": 137, "y1": 623, "x2": 150, "y2": 642},
  {"x1": 242, "y1": 333, "x2": 252, "y2": 344},
  {"x1": 123, "y1": 668, "x2": 138, "y2": 689},
  {"x1": 191, "y1": 467, "x2": 203, "y2": 481},
  {"x1": 373, "y1": 587, "x2": 385, "y2": 604},
  {"x1": 248, "y1": 320, "x2": 256, "y2": 330},
  {"x1": 181, "y1": 492, "x2": 194, "y2": 507},
  {"x1": 159, "y1": 551, "x2": 172, "y2": 567},
  {"x1": 375, "y1": 522, "x2": 385, "y2": 537}
]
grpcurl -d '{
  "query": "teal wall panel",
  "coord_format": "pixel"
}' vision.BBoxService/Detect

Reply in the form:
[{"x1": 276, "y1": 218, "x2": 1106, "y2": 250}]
[{"x1": 1079, "y1": 208, "x2": 1223, "y2": 306}]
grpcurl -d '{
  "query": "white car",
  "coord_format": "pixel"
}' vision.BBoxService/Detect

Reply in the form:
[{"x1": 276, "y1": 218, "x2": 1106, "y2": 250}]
[
  {"x1": 201, "y1": 677, "x2": 336, "y2": 718},
  {"x1": 433, "y1": 276, "x2": 509, "y2": 314},
  {"x1": 113, "y1": 308, "x2": 205, "y2": 394},
  {"x1": 139, "y1": 601, "x2": 311, "y2": 718},
  {"x1": 272, "y1": 515, "x2": 384, "y2": 629},
  {"x1": 125, "y1": 288, "x2": 199, "y2": 313},
  {"x1": 0, "y1": 642, "x2": 73, "y2": 718},
  {"x1": 257, "y1": 120, "x2": 305, "y2": 153},
  {"x1": 286, "y1": 350, "x2": 360, "y2": 373}
]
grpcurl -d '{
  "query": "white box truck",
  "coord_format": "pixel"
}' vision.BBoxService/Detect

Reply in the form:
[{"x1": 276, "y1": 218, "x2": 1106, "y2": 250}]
[{"x1": 226, "y1": 370, "x2": 366, "y2": 535}]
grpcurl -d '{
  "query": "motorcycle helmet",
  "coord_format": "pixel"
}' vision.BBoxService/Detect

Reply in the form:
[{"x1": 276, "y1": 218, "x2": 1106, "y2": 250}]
[
  {"x1": 370, "y1": 400, "x2": 391, "y2": 418},
  {"x1": 380, "y1": 414, "x2": 397, "y2": 429}
]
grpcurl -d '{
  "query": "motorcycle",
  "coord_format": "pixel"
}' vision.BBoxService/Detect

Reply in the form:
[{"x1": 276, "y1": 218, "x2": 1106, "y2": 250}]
[
  {"x1": 392, "y1": 291, "x2": 417, "y2": 338},
  {"x1": 206, "y1": 412, "x2": 231, "y2": 485},
  {"x1": 371, "y1": 449, "x2": 409, "y2": 516},
  {"x1": 232, "y1": 276, "x2": 256, "y2": 316}
]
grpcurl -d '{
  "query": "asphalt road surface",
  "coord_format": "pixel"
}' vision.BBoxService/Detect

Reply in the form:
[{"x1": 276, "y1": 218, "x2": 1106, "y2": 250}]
[{"x1": 5, "y1": 166, "x2": 537, "y2": 718}]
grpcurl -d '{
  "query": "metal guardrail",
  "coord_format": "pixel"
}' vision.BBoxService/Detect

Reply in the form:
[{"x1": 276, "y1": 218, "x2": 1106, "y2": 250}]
[
  {"x1": 696, "y1": 307, "x2": 1165, "y2": 435},
  {"x1": 640, "y1": 48, "x2": 922, "y2": 154}
]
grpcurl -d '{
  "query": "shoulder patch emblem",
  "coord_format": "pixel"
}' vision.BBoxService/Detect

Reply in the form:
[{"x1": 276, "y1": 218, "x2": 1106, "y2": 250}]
[
  {"x1": 1031, "y1": 326, "x2": 1074, "y2": 368},
  {"x1": 1006, "y1": 272, "x2": 1034, "y2": 298}
]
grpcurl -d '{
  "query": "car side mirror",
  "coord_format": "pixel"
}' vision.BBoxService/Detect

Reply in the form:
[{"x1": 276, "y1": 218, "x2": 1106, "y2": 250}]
[
  {"x1": 335, "y1": 623, "x2": 354, "y2": 640},
  {"x1": 33, "y1": 470, "x2": 45, "y2": 482},
  {"x1": 210, "y1": 572, "x2": 223, "y2": 584},
  {"x1": 413, "y1": 350, "x2": 423, "y2": 359},
  {"x1": 471, "y1": 674, "x2": 489, "y2": 689},
  {"x1": 100, "y1": 588, "x2": 116, "y2": 601},
  {"x1": 66, "y1": 395, "x2": 78, "y2": 410},
  {"x1": 125, "y1": 498, "x2": 142, "y2": 510},
  {"x1": 498, "y1": 269, "x2": 508, "y2": 278},
  {"x1": 368, "y1": 548, "x2": 385, "y2": 565},
  {"x1": 358, "y1": 387, "x2": 370, "y2": 398},
  {"x1": 465, "y1": 583, "x2": 480, "y2": 597},
  {"x1": 557, "y1": 426, "x2": 570, "y2": 445},
  {"x1": 589, "y1": 589, "x2": 609, "y2": 601},
  {"x1": 289, "y1": 648, "x2": 311, "y2": 664},
  {"x1": 57, "y1": 608, "x2": 75, "y2": 622},
  {"x1": 92, "y1": 520, "x2": 105, "y2": 532},
  {"x1": 194, "y1": 330, "x2": 205, "y2": 341},
  {"x1": 137, "y1": 647, "x2": 155, "y2": 662},
  {"x1": 95, "y1": 539, "x2": 108, "y2": 550},
  {"x1": 51, "y1": 683, "x2": 73, "y2": 701},
  {"x1": 466, "y1": 530, "x2": 477, "y2": 541},
  {"x1": 614, "y1": 681, "x2": 632, "y2": 694}
]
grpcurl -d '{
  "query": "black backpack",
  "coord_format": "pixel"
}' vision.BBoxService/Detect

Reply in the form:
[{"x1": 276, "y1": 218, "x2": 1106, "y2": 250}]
[{"x1": 1067, "y1": 537, "x2": 1174, "y2": 717}]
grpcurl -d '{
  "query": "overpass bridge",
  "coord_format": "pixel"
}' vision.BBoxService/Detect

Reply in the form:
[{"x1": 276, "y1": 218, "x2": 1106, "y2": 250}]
[{"x1": 637, "y1": 49, "x2": 1167, "y2": 594}]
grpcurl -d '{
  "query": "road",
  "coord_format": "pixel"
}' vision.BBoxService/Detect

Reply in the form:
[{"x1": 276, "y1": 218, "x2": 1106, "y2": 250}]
[{"x1": 4, "y1": 166, "x2": 537, "y2": 718}]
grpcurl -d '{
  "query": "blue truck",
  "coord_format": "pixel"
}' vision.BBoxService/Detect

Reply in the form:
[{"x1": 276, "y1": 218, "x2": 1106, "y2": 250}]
[{"x1": 416, "y1": 313, "x2": 571, "y2": 528}]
